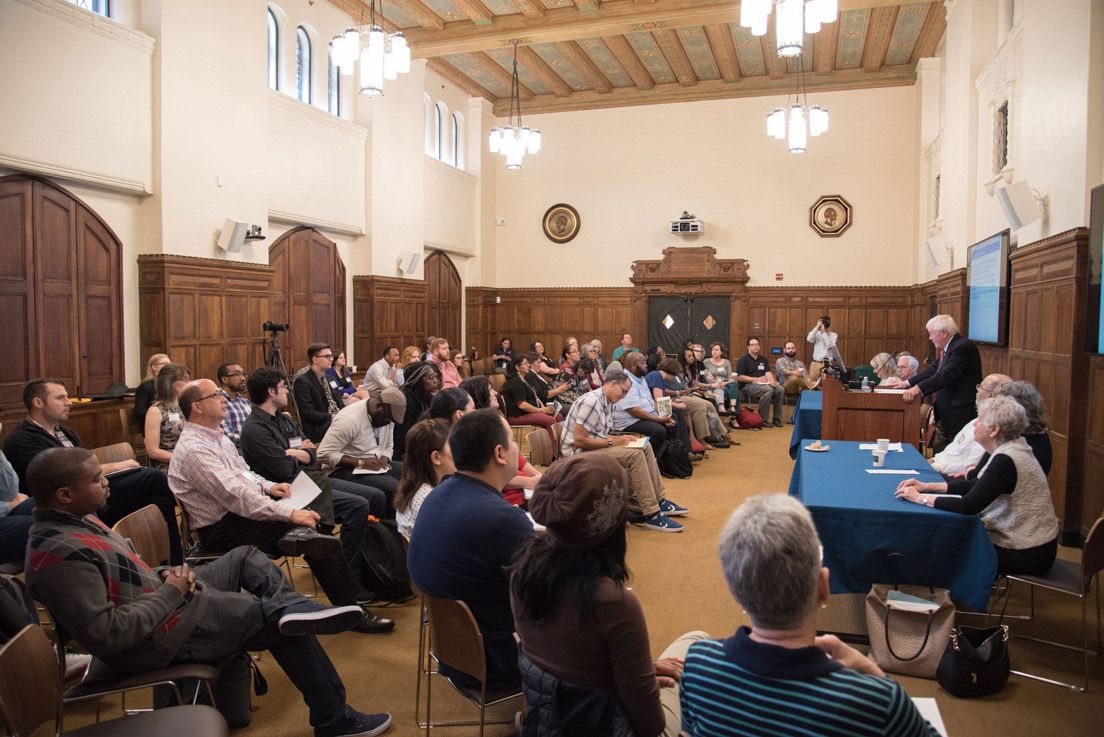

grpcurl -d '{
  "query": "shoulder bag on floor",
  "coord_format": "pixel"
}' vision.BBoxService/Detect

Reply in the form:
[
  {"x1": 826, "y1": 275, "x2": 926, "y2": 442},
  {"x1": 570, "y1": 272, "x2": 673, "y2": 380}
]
[
  {"x1": 936, "y1": 624, "x2": 1010, "y2": 697},
  {"x1": 360, "y1": 516, "x2": 415, "y2": 604},
  {"x1": 865, "y1": 553, "x2": 955, "y2": 679}
]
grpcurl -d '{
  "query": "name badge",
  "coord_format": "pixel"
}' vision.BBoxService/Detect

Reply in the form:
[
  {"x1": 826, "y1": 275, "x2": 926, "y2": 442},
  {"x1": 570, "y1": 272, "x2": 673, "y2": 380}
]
[
  {"x1": 289, "y1": 436, "x2": 303, "y2": 449},
  {"x1": 168, "y1": 412, "x2": 180, "y2": 423},
  {"x1": 241, "y1": 471, "x2": 260, "y2": 484},
  {"x1": 758, "y1": 363, "x2": 766, "y2": 371},
  {"x1": 329, "y1": 380, "x2": 339, "y2": 389}
]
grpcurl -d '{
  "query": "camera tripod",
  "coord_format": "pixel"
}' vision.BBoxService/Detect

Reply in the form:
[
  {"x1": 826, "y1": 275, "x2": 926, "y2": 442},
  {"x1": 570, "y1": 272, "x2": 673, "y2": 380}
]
[{"x1": 264, "y1": 331, "x2": 301, "y2": 422}]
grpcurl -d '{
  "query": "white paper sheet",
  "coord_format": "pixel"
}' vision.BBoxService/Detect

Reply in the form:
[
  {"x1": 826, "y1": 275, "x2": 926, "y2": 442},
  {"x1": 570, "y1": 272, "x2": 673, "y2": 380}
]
[
  {"x1": 911, "y1": 698, "x2": 948, "y2": 737},
  {"x1": 859, "y1": 442, "x2": 903, "y2": 452},
  {"x1": 525, "y1": 512, "x2": 546, "y2": 531},
  {"x1": 866, "y1": 469, "x2": 923, "y2": 475},
  {"x1": 287, "y1": 471, "x2": 323, "y2": 509},
  {"x1": 352, "y1": 467, "x2": 388, "y2": 475}
]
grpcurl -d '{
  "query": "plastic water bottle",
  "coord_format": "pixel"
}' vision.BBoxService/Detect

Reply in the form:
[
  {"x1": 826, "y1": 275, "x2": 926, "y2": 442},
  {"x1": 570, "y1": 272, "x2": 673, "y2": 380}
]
[{"x1": 861, "y1": 376, "x2": 869, "y2": 392}]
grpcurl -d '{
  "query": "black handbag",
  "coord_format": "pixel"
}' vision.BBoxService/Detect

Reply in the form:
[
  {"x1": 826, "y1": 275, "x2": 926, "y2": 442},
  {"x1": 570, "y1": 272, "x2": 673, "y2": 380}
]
[{"x1": 936, "y1": 625, "x2": 1010, "y2": 698}]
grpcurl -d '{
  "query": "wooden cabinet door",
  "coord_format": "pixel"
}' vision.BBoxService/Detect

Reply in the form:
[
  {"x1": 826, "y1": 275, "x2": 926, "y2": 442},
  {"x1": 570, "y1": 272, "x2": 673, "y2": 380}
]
[
  {"x1": 0, "y1": 179, "x2": 36, "y2": 408},
  {"x1": 33, "y1": 181, "x2": 80, "y2": 393},
  {"x1": 77, "y1": 207, "x2": 122, "y2": 394}
]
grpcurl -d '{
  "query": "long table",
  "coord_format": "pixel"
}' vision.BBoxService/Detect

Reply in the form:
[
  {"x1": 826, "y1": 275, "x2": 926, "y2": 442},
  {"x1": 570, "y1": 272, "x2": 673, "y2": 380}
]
[
  {"x1": 789, "y1": 439, "x2": 997, "y2": 612},
  {"x1": 788, "y1": 392, "x2": 822, "y2": 459}
]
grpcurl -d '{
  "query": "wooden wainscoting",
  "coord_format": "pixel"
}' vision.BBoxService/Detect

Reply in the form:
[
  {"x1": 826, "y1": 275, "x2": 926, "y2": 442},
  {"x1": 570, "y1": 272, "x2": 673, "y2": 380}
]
[
  {"x1": 484, "y1": 288, "x2": 635, "y2": 360},
  {"x1": 1085, "y1": 355, "x2": 1104, "y2": 534},
  {"x1": 353, "y1": 275, "x2": 429, "y2": 363},
  {"x1": 0, "y1": 398, "x2": 133, "y2": 451},
  {"x1": 1006, "y1": 228, "x2": 1090, "y2": 539},
  {"x1": 465, "y1": 286, "x2": 500, "y2": 358},
  {"x1": 138, "y1": 255, "x2": 274, "y2": 382}
]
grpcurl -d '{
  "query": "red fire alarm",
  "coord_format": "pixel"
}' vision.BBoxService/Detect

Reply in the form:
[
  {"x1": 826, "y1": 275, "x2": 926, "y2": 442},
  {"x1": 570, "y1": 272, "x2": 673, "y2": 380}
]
[{"x1": 775, "y1": 273, "x2": 784, "y2": 281}]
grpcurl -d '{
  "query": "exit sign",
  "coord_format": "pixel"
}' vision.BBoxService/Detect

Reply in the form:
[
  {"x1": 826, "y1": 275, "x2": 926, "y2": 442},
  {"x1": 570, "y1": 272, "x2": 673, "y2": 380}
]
[{"x1": 775, "y1": 273, "x2": 784, "y2": 281}]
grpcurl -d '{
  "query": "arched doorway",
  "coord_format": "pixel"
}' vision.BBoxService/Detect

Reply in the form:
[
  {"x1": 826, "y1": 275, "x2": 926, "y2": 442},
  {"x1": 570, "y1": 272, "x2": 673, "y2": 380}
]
[
  {"x1": 269, "y1": 227, "x2": 346, "y2": 371},
  {"x1": 425, "y1": 251, "x2": 462, "y2": 349}
]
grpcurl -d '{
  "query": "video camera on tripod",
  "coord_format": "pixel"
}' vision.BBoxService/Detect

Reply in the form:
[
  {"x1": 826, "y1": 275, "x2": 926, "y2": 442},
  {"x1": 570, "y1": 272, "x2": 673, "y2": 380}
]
[{"x1": 263, "y1": 320, "x2": 289, "y2": 333}]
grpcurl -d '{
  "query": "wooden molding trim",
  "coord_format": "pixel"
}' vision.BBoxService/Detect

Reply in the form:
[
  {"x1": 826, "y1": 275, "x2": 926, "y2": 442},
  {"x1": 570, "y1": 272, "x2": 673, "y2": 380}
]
[
  {"x1": 17, "y1": 0, "x2": 156, "y2": 55},
  {"x1": 0, "y1": 154, "x2": 151, "y2": 196}
]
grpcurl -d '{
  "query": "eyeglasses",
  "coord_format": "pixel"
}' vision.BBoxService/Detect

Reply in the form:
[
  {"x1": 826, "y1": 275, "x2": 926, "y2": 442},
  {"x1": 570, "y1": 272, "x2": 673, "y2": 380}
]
[
  {"x1": 316, "y1": 354, "x2": 334, "y2": 360},
  {"x1": 195, "y1": 391, "x2": 223, "y2": 403},
  {"x1": 225, "y1": 371, "x2": 245, "y2": 377}
]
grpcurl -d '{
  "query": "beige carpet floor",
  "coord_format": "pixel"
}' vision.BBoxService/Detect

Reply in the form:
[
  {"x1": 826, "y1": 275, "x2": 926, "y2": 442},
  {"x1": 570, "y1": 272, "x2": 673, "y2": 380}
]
[{"x1": 61, "y1": 425, "x2": 1104, "y2": 736}]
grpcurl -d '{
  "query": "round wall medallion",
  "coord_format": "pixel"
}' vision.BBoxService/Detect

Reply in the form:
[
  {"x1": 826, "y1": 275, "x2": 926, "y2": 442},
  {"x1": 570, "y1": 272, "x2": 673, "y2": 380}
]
[
  {"x1": 810, "y1": 195, "x2": 853, "y2": 237},
  {"x1": 542, "y1": 203, "x2": 581, "y2": 243}
]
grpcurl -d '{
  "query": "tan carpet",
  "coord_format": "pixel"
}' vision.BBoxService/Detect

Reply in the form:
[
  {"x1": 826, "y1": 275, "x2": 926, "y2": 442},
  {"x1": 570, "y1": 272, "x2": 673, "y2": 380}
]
[{"x1": 61, "y1": 426, "x2": 1103, "y2": 736}]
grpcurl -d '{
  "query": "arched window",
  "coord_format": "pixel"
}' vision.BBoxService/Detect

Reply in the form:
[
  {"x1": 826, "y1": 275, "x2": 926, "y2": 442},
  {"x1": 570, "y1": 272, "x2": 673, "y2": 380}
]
[
  {"x1": 424, "y1": 94, "x2": 434, "y2": 155},
  {"x1": 327, "y1": 40, "x2": 340, "y2": 115},
  {"x1": 434, "y1": 103, "x2": 443, "y2": 160},
  {"x1": 70, "y1": 0, "x2": 109, "y2": 16},
  {"x1": 267, "y1": 9, "x2": 278, "y2": 90},
  {"x1": 451, "y1": 112, "x2": 461, "y2": 168},
  {"x1": 296, "y1": 26, "x2": 311, "y2": 103}
]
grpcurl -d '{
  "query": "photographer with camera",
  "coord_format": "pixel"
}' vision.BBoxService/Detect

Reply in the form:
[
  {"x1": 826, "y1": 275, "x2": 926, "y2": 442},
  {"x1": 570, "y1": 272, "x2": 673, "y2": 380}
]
[{"x1": 806, "y1": 316, "x2": 838, "y2": 383}]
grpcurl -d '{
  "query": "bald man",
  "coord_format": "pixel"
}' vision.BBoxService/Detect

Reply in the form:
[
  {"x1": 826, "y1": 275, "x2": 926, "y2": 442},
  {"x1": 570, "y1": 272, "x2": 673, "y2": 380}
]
[{"x1": 930, "y1": 373, "x2": 1012, "y2": 476}]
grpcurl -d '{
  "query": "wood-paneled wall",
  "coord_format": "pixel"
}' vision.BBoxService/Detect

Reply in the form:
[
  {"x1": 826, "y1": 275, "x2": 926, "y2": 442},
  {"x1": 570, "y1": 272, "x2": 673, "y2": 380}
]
[
  {"x1": 0, "y1": 397, "x2": 133, "y2": 451},
  {"x1": 1086, "y1": 355, "x2": 1104, "y2": 532},
  {"x1": 138, "y1": 255, "x2": 274, "y2": 384},
  {"x1": 352, "y1": 275, "x2": 429, "y2": 364}
]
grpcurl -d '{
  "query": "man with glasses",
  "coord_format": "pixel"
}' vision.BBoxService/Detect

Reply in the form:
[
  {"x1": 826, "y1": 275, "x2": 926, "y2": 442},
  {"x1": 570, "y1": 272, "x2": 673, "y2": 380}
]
[
  {"x1": 292, "y1": 343, "x2": 347, "y2": 443},
  {"x1": 169, "y1": 379, "x2": 394, "y2": 634},
  {"x1": 216, "y1": 363, "x2": 252, "y2": 447},
  {"x1": 930, "y1": 373, "x2": 1012, "y2": 476}
]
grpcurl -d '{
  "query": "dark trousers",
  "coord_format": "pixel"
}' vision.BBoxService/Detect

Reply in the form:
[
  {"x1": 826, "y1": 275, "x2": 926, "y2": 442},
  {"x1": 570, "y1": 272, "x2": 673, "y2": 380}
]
[
  {"x1": 196, "y1": 514, "x2": 361, "y2": 606},
  {"x1": 621, "y1": 419, "x2": 668, "y2": 455},
  {"x1": 996, "y1": 537, "x2": 1058, "y2": 576},
  {"x1": 0, "y1": 498, "x2": 35, "y2": 563},
  {"x1": 330, "y1": 462, "x2": 403, "y2": 516},
  {"x1": 172, "y1": 546, "x2": 357, "y2": 735},
  {"x1": 100, "y1": 467, "x2": 183, "y2": 565},
  {"x1": 670, "y1": 408, "x2": 693, "y2": 451},
  {"x1": 329, "y1": 487, "x2": 370, "y2": 584}
]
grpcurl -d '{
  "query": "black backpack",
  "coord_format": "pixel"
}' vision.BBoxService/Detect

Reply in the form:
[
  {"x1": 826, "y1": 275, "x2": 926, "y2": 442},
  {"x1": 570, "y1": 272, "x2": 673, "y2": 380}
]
[
  {"x1": 360, "y1": 517, "x2": 415, "y2": 604},
  {"x1": 654, "y1": 438, "x2": 693, "y2": 479}
]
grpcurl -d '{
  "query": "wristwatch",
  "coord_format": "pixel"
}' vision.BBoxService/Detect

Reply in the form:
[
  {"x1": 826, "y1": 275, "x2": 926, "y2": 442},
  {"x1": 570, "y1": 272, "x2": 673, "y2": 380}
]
[
  {"x1": 357, "y1": 458, "x2": 366, "y2": 470},
  {"x1": 608, "y1": 439, "x2": 613, "y2": 447}
]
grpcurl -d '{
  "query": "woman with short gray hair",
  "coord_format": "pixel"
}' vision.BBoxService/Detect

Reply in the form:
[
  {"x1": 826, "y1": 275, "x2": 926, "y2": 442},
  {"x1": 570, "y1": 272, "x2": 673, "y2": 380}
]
[
  {"x1": 992, "y1": 380, "x2": 1052, "y2": 474},
  {"x1": 680, "y1": 494, "x2": 939, "y2": 737},
  {"x1": 896, "y1": 396, "x2": 1059, "y2": 575}
]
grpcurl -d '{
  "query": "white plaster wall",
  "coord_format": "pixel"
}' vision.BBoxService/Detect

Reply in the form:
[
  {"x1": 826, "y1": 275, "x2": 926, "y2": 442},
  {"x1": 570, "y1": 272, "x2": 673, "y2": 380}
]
[
  {"x1": 0, "y1": 0, "x2": 153, "y2": 193},
  {"x1": 493, "y1": 86, "x2": 919, "y2": 288},
  {"x1": 423, "y1": 157, "x2": 477, "y2": 254}
]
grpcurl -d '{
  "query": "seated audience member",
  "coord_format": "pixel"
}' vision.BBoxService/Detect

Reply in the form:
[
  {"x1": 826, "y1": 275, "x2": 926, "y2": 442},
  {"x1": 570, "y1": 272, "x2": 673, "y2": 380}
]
[
  {"x1": 702, "y1": 342, "x2": 737, "y2": 413},
  {"x1": 549, "y1": 358, "x2": 589, "y2": 415},
  {"x1": 560, "y1": 337, "x2": 579, "y2": 366},
  {"x1": 644, "y1": 355, "x2": 700, "y2": 458},
  {"x1": 4, "y1": 378, "x2": 182, "y2": 564},
  {"x1": 529, "y1": 341, "x2": 560, "y2": 376},
  {"x1": 501, "y1": 355, "x2": 562, "y2": 445},
  {"x1": 401, "y1": 345, "x2": 422, "y2": 370},
  {"x1": 560, "y1": 342, "x2": 582, "y2": 371},
  {"x1": 561, "y1": 369, "x2": 687, "y2": 533},
  {"x1": 579, "y1": 357, "x2": 603, "y2": 391},
  {"x1": 511, "y1": 454, "x2": 705, "y2": 737},
  {"x1": 994, "y1": 380, "x2": 1051, "y2": 475},
  {"x1": 216, "y1": 362, "x2": 252, "y2": 447},
  {"x1": 169, "y1": 379, "x2": 393, "y2": 632},
  {"x1": 422, "y1": 337, "x2": 436, "y2": 362},
  {"x1": 613, "y1": 353, "x2": 676, "y2": 455},
  {"x1": 522, "y1": 352, "x2": 573, "y2": 406},
  {"x1": 450, "y1": 349, "x2": 466, "y2": 379},
  {"x1": 680, "y1": 494, "x2": 939, "y2": 737},
  {"x1": 424, "y1": 387, "x2": 473, "y2": 423},
  {"x1": 896, "y1": 396, "x2": 1060, "y2": 575},
  {"x1": 870, "y1": 352, "x2": 899, "y2": 386},
  {"x1": 364, "y1": 346, "x2": 402, "y2": 393},
  {"x1": 492, "y1": 338, "x2": 516, "y2": 372},
  {"x1": 736, "y1": 337, "x2": 785, "y2": 428},
  {"x1": 460, "y1": 375, "x2": 499, "y2": 412},
  {"x1": 656, "y1": 358, "x2": 731, "y2": 450},
  {"x1": 133, "y1": 353, "x2": 171, "y2": 430},
  {"x1": 240, "y1": 367, "x2": 381, "y2": 582},
  {"x1": 897, "y1": 354, "x2": 920, "y2": 382},
  {"x1": 24, "y1": 447, "x2": 392, "y2": 737},
  {"x1": 775, "y1": 341, "x2": 816, "y2": 401},
  {"x1": 318, "y1": 389, "x2": 406, "y2": 506},
  {"x1": 407, "y1": 410, "x2": 535, "y2": 689},
  {"x1": 144, "y1": 362, "x2": 190, "y2": 470},
  {"x1": 611, "y1": 333, "x2": 639, "y2": 362},
  {"x1": 293, "y1": 343, "x2": 346, "y2": 443},
  {"x1": 429, "y1": 338, "x2": 461, "y2": 389},
  {"x1": 930, "y1": 373, "x2": 1011, "y2": 476},
  {"x1": 394, "y1": 361, "x2": 440, "y2": 462},
  {"x1": 394, "y1": 419, "x2": 453, "y2": 538},
  {"x1": 327, "y1": 351, "x2": 367, "y2": 402},
  {"x1": 0, "y1": 443, "x2": 34, "y2": 564},
  {"x1": 590, "y1": 338, "x2": 608, "y2": 371}
]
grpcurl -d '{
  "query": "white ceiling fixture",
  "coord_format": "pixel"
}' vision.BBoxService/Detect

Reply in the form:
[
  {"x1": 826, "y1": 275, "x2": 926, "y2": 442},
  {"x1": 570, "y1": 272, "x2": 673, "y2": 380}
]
[
  {"x1": 488, "y1": 40, "x2": 542, "y2": 170},
  {"x1": 741, "y1": 0, "x2": 839, "y2": 57},
  {"x1": 330, "y1": 0, "x2": 410, "y2": 97},
  {"x1": 766, "y1": 54, "x2": 829, "y2": 154}
]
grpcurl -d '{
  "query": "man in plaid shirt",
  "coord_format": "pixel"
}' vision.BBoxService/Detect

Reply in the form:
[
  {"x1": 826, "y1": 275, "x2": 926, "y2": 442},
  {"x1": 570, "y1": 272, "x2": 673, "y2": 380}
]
[
  {"x1": 169, "y1": 379, "x2": 394, "y2": 634},
  {"x1": 217, "y1": 363, "x2": 252, "y2": 447},
  {"x1": 26, "y1": 446, "x2": 393, "y2": 737}
]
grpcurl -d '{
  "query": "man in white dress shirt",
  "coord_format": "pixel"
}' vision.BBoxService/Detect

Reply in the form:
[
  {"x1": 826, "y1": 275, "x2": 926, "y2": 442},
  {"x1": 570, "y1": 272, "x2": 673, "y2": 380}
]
[
  {"x1": 363, "y1": 346, "x2": 402, "y2": 393},
  {"x1": 929, "y1": 373, "x2": 1011, "y2": 475}
]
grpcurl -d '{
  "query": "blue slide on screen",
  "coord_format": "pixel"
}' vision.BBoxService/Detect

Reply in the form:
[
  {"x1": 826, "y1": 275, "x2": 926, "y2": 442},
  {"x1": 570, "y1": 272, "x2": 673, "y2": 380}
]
[{"x1": 969, "y1": 236, "x2": 1003, "y2": 343}]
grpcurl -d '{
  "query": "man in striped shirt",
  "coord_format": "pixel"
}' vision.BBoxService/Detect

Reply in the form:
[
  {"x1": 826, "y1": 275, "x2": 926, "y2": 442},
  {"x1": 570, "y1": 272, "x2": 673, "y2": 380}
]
[{"x1": 168, "y1": 379, "x2": 394, "y2": 634}]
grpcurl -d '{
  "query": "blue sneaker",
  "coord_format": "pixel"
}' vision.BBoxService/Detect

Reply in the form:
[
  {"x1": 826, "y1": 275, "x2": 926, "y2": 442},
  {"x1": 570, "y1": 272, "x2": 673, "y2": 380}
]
[
  {"x1": 659, "y1": 499, "x2": 688, "y2": 517},
  {"x1": 643, "y1": 513, "x2": 683, "y2": 532}
]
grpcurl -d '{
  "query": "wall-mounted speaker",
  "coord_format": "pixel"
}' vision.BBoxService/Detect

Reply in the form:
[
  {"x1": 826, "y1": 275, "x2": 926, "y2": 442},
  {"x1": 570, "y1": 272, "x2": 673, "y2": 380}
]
[
  {"x1": 925, "y1": 235, "x2": 949, "y2": 268},
  {"x1": 397, "y1": 250, "x2": 422, "y2": 275},
  {"x1": 996, "y1": 180, "x2": 1044, "y2": 230},
  {"x1": 217, "y1": 218, "x2": 248, "y2": 253}
]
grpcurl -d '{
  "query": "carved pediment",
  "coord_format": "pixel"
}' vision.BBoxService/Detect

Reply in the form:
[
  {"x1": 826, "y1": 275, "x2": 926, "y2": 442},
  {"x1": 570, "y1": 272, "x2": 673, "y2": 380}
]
[{"x1": 630, "y1": 247, "x2": 749, "y2": 289}]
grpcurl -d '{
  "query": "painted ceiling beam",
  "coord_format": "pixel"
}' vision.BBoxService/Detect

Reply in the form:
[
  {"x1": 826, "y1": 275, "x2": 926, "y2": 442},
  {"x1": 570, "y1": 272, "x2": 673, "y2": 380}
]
[
  {"x1": 604, "y1": 35, "x2": 655, "y2": 91},
  {"x1": 654, "y1": 29, "x2": 698, "y2": 88},
  {"x1": 517, "y1": 46, "x2": 576, "y2": 97},
  {"x1": 704, "y1": 23, "x2": 741, "y2": 83},
  {"x1": 507, "y1": 0, "x2": 545, "y2": 19},
  {"x1": 552, "y1": 40, "x2": 614, "y2": 94}
]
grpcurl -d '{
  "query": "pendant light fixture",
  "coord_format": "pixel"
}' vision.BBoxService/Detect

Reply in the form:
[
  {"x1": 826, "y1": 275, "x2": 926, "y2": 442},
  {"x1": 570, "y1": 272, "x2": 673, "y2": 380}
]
[
  {"x1": 741, "y1": 0, "x2": 839, "y2": 58},
  {"x1": 488, "y1": 40, "x2": 541, "y2": 170},
  {"x1": 330, "y1": 0, "x2": 410, "y2": 96},
  {"x1": 766, "y1": 54, "x2": 829, "y2": 154}
]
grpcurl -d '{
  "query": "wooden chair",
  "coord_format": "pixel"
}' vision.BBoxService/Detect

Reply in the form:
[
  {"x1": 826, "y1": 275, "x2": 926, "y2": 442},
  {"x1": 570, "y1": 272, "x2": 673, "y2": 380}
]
[
  {"x1": 417, "y1": 594, "x2": 523, "y2": 735},
  {"x1": 0, "y1": 624, "x2": 227, "y2": 737},
  {"x1": 112, "y1": 504, "x2": 173, "y2": 568},
  {"x1": 488, "y1": 373, "x2": 506, "y2": 393},
  {"x1": 526, "y1": 430, "x2": 554, "y2": 467},
  {"x1": 470, "y1": 358, "x2": 488, "y2": 376},
  {"x1": 552, "y1": 422, "x2": 563, "y2": 449},
  {"x1": 510, "y1": 424, "x2": 536, "y2": 451},
  {"x1": 919, "y1": 404, "x2": 935, "y2": 457},
  {"x1": 90, "y1": 442, "x2": 136, "y2": 466},
  {"x1": 995, "y1": 517, "x2": 1104, "y2": 692}
]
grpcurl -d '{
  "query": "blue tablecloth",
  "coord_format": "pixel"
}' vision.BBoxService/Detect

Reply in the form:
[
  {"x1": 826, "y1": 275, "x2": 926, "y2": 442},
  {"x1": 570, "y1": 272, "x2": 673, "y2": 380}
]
[
  {"x1": 788, "y1": 392, "x2": 822, "y2": 459},
  {"x1": 789, "y1": 440, "x2": 997, "y2": 612}
]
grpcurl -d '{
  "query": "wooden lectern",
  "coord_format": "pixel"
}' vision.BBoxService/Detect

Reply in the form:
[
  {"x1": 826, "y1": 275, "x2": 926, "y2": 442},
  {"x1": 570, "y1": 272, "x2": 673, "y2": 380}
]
[{"x1": 820, "y1": 377, "x2": 922, "y2": 450}]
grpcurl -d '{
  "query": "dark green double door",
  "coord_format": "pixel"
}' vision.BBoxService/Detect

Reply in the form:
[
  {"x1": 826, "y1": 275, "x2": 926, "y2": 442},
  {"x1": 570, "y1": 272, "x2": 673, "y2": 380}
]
[{"x1": 647, "y1": 296, "x2": 731, "y2": 356}]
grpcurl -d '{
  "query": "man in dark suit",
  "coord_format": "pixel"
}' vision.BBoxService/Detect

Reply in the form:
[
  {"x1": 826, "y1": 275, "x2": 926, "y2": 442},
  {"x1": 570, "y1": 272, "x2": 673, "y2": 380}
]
[
  {"x1": 901, "y1": 314, "x2": 983, "y2": 452},
  {"x1": 292, "y1": 343, "x2": 347, "y2": 443}
]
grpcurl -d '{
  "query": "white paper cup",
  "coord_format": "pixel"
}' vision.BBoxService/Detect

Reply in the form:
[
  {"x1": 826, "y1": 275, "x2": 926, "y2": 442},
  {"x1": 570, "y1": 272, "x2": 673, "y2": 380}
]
[
  {"x1": 877, "y1": 438, "x2": 890, "y2": 451},
  {"x1": 873, "y1": 450, "x2": 886, "y2": 467},
  {"x1": 524, "y1": 488, "x2": 534, "y2": 500},
  {"x1": 349, "y1": 365, "x2": 358, "y2": 373}
]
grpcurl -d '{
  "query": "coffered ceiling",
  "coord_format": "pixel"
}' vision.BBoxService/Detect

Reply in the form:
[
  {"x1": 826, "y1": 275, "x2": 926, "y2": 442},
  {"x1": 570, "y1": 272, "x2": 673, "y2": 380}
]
[{"x1": 325, "y1": 0, "x2": 946, "y2": 115}]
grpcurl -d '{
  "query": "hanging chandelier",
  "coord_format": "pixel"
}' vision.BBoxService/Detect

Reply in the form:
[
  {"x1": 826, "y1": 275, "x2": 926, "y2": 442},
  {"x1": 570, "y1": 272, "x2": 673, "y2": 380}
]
[
  {"x1": 741, "y1": 0, "x2": 838, "y2": 57},
  {"x1": 766, "y1": 55, "x2": 828, "y2": 154},
  {"x1": 488, "y1": 40, "x2": 541, "y2": 170},
  {"x1": 330, "y1": 0, "x2": 410, "y2": 96}
]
